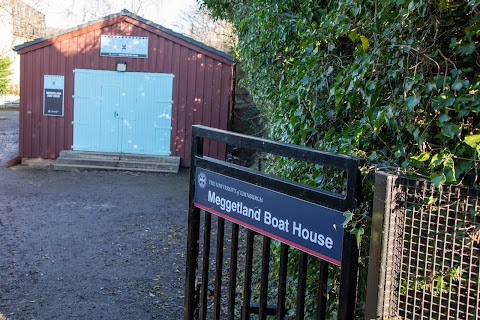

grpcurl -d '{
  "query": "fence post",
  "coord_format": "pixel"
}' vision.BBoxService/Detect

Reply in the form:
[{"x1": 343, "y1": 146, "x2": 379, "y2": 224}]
[
  {"x1": 365, "y1": 171, "x2": 402, "y2": 319},
  {"x1": 338, "y1": 232, "x2": 359, "y2": 319},
  {"x1": 184, "y1": 130, "x2": 204, "y2": 320}
]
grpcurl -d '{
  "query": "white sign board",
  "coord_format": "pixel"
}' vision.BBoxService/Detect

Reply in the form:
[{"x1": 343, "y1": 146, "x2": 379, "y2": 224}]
[{"x1": 100, "y1": 35, "x2": 148, "y2": 58}]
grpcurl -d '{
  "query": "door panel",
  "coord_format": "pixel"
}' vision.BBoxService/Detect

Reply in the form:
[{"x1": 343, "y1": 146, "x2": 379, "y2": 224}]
[
  {"x1": 98, "y1": 85, "x2": 121, "y2": 152},
  {"x1": 121, "y1": 73, "x2": 174, "y2": 155},
  {"x1": 73, "y1": 69, "x2": 173, "y2": 155}
]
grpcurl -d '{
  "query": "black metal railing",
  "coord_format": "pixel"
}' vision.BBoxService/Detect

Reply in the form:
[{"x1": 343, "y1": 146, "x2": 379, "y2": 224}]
[{"x1": 185, "y1": 125, "x2": 364, "y2": 320}]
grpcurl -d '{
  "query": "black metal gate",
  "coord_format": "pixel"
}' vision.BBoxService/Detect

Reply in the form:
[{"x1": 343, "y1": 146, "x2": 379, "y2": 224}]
[{"x1": 184, "y1": 125, "x2": 364, "y2": 319}]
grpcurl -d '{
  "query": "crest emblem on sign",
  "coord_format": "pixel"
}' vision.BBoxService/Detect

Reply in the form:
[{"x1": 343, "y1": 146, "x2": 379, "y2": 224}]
[{"x1": 198, "y1": 172, "x2": 207, "y2": 189}]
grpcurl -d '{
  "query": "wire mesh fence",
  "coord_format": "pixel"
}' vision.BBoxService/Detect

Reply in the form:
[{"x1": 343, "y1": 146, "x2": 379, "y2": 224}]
[{"x1": 366, "y1": 172, "x2": 480, "y2": 319}]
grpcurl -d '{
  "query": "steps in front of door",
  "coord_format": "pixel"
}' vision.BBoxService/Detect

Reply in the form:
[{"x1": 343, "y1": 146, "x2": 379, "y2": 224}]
[{"x1": 54, "y1": 151, "x2": 180, "y2": 173}]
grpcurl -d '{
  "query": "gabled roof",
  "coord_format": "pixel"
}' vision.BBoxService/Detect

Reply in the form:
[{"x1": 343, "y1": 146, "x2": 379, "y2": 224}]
[{"x1": 13, "y1": 9, "x2": 234, "y2": 63}]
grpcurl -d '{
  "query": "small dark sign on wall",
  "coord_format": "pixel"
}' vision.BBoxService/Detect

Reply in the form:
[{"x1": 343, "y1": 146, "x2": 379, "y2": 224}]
[
  {"x1": 194, "y1": 167, "x2": 345, "y2": 265},
  {"x1": 43, "y1": 75, "x2": 64, "y2": 116}
]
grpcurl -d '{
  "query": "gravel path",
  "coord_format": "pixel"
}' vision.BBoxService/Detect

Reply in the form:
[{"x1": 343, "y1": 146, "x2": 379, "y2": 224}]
[{"x1": 0, "y1": 110, "x2": 190, "y2": 319}]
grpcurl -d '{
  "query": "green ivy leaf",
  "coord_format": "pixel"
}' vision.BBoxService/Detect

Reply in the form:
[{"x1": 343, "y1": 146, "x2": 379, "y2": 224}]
[
  {"x1": 457, "y1": 41, "x2": 476, "y2": 55},
  {"x1": 437, "y1": 113, "x2": 451, "y2": 124},
  {"x1": 441, "y1": 123, "x2": 460, "y2": 139},
  {"x1": 406, "y1": 95, "x2": 420, "y2": 111},
  {"x1": 436, "y1": 94, "x2": 456, "y2": 109},
  {"x1": 411, "y1": 152, "x2": 430, "y2": 162},
  {"x1": 360, "y1": 35, "x2": 369, "y2": 51},
  {"x1": 426, "y1": 79, "x2": 437, "y2": 92},
  {"x1": 348, "y1": 30, "x2": 358, "y2": 42},
  {"x1": 351, "y1": 227, "x2": 364, "y2": 247},
  {"x1": 342, "y1": 211, "x2": 353, "y2": 228},
  {"x1": 464, "y1": 134, "x2": 480, "y2": 148},
  {"x1": 366, "y1": 80, "x2": 376, "y2": 92},
  {"x1": 451, "y1": 79, "x2": 465, "y2": 91},
  {"x1": 449, "y1": 37, "x2": 457, "y2": 49},
  {"x1": 431, "y1": 173, "x2": 447, "y2": 187},
  {"x1": 429, "y1": 154, "x2": 443, "y2": 168}
]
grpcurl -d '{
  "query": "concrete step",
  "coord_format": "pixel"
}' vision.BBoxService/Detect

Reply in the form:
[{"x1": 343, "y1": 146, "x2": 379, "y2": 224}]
[
  {"x1": 53, "y1": 163, "x2": 179, "y2": 173},
  {"x1": 59, "y1": 150, "x2": 121, "y2": 160},
  {"x1": 54, "y1": 150, "x2": 180, "y2": 173},
  {"x1": 59, "y1": 150, "x2": 180, "y2": 163}
]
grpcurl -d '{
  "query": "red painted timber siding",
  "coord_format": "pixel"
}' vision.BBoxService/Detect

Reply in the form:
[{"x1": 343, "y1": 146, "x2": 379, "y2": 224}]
[{"x1": 16, "y1": 14, "x2": 234, "y2": 167}]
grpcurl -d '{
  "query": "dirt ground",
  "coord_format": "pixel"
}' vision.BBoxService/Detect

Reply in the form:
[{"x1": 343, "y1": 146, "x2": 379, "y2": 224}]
[{"x1": 0, "y1": 110, "x2": 190, "y2": 319}]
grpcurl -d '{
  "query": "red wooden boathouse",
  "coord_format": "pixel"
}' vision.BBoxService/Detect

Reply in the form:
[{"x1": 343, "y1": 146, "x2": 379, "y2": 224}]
[{"x1": 13, "y1": 9, "x2": 235, "y2": 167}]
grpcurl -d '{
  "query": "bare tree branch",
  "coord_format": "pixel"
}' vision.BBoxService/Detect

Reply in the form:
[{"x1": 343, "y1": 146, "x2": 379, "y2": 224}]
[{"x1": 174, "y1": 3, "x2": 236, "y2": 53}]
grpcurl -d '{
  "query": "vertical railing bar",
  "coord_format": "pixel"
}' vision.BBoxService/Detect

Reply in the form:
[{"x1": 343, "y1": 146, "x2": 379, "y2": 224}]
[
  {"x1": 396, "y1": 179, "x2": 405, "y2": 316},
  {"x1": 227, "y1": 223, "x2": 239, "y2": 320},
  {"x1": 417, "y1": 181, "x2": 426, "y2": 318},
  {"x1": 445, "y1": 185, "x2": 455, "y2": 318},
  {"x1": 401, "y1": 180, "x2": 412, "y2": 317},
  {"x1": 213, "y1": 217, "x2": 225, "y2": 320},
  {"x1": 337, "y1": 232, "x2": 359, "y2": 319},
  {"x1": 346, "y1": 161, "x2": 363, "y2": 209},
  {"x1": 437, "y1": 183, "x2": 447, "y2": 317},
  {"x1": 411, "y1": 182, "x2": 423, "y2": 318},
  {"x1": 389, "y1": 175, "x2": 403, "y2": 317},
  {"x1": 465, "y1": 187, "x2": 475, "y2": 319},
  {"x1": 337, "y1": 165, "x2": 362, "y2": 319},
  {"x1": 186, "y1": 208, "x2": 202, "y2": 320},
  {"x1": 316, "y1": 259, "x2": 328, "y2": 320},
  {"x1": 453, "y1": 185, "x2": 461, "y2": 319},
  {"x1": 423, "y1": 179, "x2": 433, "y2": 319},
  {"x1": 391, "y1": 177, "x2": 403, "y2": 317},
  {"x1": 475, "y1": 186, "x2": 480, "y2": 320},
  {"x1": 259, "y1": 236, "x2": 271, "y2": 320},
  {"x1": 200, "y1": 211, "x2": 212, "y2": 320},
  {"x1": 405, "y1": 183, "x2": 417, "y2": 318},
  {"x1": 476, "y1": 213, "x2": 480, "y2": 320},
  {"x1": 452, "y1": 185, "x2": 463, "y2": 319},
  {"x1": 476, "y1": 192, "x2": 480, "y2": 320},
  {"x1": 295, "y1": 251, "x2": 308, "y2": 320},
  {"x1": 467, "y1": 194, "x2": 475, "y2": 319},
  {"x1": 242, "y1": 229, "x2": 255, "y2": 320},
  {"x1": 276, "y1": 243, "x2": 289, "y2": 320},
  {"x1": 460, "y1": 185, "x2": 471, "y2": 319},
  {"x1": 185, "y1": 132, "x2": 204, "y2": 320},
  {"x1": 474, "y1": 192, "x2": 480, "y2": 319}
]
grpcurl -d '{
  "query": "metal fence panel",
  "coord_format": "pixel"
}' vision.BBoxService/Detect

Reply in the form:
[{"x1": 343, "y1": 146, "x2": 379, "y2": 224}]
[{"x1": 366, "y1": 171, "x2": 480, "y2": 319}]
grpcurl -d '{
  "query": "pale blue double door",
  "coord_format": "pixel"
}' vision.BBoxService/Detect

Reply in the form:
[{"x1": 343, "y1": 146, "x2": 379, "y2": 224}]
[{"x1": 73, "y1": 69, "x2": 174, "y2": 155}]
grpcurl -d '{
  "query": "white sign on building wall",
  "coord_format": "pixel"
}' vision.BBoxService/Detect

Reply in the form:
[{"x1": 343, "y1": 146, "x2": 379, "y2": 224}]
[{"x1": 100, "y1": 35, "x2": 149, "y2": 58}]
